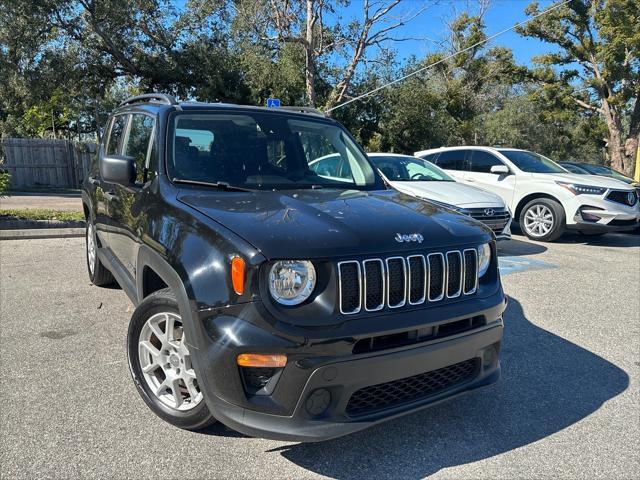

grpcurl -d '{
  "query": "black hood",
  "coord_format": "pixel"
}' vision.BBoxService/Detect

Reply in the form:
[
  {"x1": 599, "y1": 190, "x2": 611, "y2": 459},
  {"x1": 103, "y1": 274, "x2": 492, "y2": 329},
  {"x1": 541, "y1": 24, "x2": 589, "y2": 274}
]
[{"x1": 178, "y1": 188, "x2": 492, "y2": 260}]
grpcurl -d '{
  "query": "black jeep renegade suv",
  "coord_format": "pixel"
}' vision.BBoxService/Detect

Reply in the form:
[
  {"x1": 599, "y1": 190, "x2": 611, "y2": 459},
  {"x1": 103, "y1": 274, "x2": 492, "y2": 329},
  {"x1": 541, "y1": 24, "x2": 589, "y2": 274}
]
[{"x1": 82, "y1": 93, "x2": 505, "y2": 442}]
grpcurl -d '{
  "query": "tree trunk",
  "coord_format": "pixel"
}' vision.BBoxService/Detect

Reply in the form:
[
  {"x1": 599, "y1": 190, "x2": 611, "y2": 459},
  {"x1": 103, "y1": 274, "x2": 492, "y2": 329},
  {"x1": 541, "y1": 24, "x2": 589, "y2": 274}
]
[
  {"x1": 606, "y1": 123, "x2": 637, "y2": 178},
  {"x1": 600, "y1": 98, "x2": 635, "y2": 176},
  {"x1": 305, "y1": 0, "x2": 317, "y2": 107}
]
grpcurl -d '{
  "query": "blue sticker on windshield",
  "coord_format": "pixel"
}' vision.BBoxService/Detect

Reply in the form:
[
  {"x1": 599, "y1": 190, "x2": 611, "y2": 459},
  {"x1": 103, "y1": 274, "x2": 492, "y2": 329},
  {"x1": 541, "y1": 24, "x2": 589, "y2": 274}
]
[{"x1": 267, "y1": 98, "x2": 281, "y2": 108}]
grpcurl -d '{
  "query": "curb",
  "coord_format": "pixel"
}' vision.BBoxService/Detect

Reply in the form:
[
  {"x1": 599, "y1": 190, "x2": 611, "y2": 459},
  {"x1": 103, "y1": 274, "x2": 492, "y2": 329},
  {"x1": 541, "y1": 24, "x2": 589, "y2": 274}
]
[
  {"x1": 0, "y1": 228, "x2": 85, "y2": 240},
  {"x1": 0, "y1": 219, "x2": 85, "y2": 230}
]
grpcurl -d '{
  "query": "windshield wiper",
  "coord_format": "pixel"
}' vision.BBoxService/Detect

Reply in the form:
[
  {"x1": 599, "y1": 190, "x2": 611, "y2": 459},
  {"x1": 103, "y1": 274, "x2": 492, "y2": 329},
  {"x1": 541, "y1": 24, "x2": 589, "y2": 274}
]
[{"x1": 172, "y1": 178, "x2": 254, "y2": 192}]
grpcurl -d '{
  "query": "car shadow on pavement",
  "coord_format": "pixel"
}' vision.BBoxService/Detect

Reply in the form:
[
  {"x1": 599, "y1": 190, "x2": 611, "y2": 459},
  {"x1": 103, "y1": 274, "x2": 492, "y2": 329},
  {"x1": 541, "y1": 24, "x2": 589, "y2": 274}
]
[
  {"x1": 497, "y1": 237, "x2": 547, "y2": 256},
  {"x1": 273, "y1": 297, "x2": 629, "y2": 479},
  {"x1": 554, "y1": 232, "x2": 640, "y2": 248},
  {"x1": 510, "y1": 224, "x2": 640, "y2": 248}
]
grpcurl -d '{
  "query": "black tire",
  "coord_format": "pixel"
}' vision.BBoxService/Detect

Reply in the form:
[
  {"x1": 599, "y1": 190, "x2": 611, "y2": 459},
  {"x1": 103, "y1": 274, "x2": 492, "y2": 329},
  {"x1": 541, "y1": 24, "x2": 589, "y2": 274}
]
[
  {"x1": 85, "y1": 220, "x2": 115, "y2": 286},
  {"x1": 519, "y1": 198, "x2": 566, "y2": 242},
  {"x1": 127, "y1": 288, "x2": 216, "y2": 430}
]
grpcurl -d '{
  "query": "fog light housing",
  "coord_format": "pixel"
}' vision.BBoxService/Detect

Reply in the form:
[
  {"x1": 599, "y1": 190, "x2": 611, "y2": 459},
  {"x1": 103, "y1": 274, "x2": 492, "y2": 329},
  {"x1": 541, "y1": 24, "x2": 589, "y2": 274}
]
[
  {"x1": 240, "y1": 366, "x2": 283, "y2": 395},
  {"x1": 305, "y1": 388, "x2": 331, "y2": 416},
  {"x1": 483, "y1": 342, "x2": 501, "y2": 367},
  {"x1": 577, "y1": 206, "x2": 604, "y2": 223}
]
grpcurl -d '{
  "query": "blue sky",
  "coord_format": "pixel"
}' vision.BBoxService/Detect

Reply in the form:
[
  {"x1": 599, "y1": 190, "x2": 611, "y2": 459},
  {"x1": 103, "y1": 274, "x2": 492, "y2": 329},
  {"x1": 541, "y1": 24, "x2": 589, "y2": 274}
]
[
  {"x1": 171, "y1": 0, "x2": 559, "y2": 66},
  {"x1": 336, "y1": 0, "x2": 558, "y2": 66}
]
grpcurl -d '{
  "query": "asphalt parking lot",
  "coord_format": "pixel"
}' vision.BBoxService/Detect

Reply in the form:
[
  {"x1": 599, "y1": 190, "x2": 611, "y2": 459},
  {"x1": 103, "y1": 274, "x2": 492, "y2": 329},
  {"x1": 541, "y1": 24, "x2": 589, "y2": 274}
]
[{"x1": 1, "y1": 233, "x2": 639, "y2": 479}]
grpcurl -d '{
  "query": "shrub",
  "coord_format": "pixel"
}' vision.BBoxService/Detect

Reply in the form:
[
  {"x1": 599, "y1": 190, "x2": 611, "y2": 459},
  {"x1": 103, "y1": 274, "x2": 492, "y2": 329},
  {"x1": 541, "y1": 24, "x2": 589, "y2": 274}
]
[{"x1": 0, "y1": 154, "x2": 11, "y2": 198}]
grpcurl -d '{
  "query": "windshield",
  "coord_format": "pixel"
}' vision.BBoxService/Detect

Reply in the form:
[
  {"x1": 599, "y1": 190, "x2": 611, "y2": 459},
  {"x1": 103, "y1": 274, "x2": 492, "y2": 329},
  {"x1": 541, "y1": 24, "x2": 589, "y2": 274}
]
[
  {"x1": 168, "y1": 112, "x2": 378, "y2": 190},
  {"x1": 369, "y1": 155, "x2": 454, "y2": 182},
  {"x1": 578, "y1": 164, "x2": 633, "y2": 183},
  {"x1": 561, "y1": 163, "x2": 590, "y2": 174},
  {"x1": 499, "y1": 150, "x2": 567, "y2": 174}
]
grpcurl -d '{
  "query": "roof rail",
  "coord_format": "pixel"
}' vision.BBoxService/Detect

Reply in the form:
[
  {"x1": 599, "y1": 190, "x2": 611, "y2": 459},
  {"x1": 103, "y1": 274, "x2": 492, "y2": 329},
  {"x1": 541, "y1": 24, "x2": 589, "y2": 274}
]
[
  {"x1": 279, "y1": 106, "x2": 326, "y2": 117},
  {"x1": 119, "y1": 93, "x2": 178, "y2": 107}
]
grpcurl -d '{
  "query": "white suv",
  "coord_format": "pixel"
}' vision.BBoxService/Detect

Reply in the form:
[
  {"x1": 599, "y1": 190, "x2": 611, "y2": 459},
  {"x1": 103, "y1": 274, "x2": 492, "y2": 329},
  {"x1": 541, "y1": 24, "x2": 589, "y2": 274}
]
[{"x1": 415, "y1": 146, "x2": 640, "y2": 241}]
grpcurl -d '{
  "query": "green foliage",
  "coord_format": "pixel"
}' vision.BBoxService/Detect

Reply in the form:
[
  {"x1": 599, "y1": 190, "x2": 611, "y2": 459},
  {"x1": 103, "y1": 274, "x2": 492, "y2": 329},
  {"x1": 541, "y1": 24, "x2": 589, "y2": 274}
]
[
  {"x1": 0, "y1": 170, "x2": 10, "y2": 198},
  {"x1": 0, "y1": 209, "x2": 84, "y2": 222},
  {"x1": 517, "y1": 0, "x2": 639, "y2": 175},
  {"x1": 0, "y1": 0, "x2": 635, "y2": 172}
]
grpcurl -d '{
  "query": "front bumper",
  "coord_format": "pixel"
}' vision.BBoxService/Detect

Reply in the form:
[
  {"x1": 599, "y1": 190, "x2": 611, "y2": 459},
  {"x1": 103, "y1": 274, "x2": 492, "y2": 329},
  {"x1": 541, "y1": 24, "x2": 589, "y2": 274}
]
[
  {"x1": 565, "y1": 194, "x2": 640, "y2": 232},
  {"x1": 190, "y1": 290, "x2": 505, "y2": 442},
  {"x1": 207, "y1": 324, "x2": 502, "y2": 442},
  {"x1": 496, "y1": 219, "x2": 512, "y2": 241},
  {"x1": 569, "y1": 206, "x2": 640, "y2": 233}
]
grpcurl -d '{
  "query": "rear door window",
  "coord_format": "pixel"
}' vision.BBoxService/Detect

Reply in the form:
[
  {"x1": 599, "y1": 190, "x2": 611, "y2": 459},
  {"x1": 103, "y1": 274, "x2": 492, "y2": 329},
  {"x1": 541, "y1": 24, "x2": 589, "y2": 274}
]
[{"x1": 432, "y1": 150, "x2": 469, "y2": 171}]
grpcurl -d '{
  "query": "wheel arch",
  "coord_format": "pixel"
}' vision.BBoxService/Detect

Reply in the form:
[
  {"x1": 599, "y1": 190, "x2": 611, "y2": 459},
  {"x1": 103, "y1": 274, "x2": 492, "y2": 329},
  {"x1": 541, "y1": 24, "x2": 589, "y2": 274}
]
[
  {"x1": 514, "y1": 192, "x2": 563, "y2": 222},
  {"x1": 141, "y1": 265, "x2": 169, "y2": 300},
  {"x1": 134, "y1": 244, "x2": 220, "y2": 422},
  {"x1": 81, "y1": 190, "x2": 93, "y2": 220},
  {"x1": 136, "y1": 245, "x2": 209, "y2": 350}
]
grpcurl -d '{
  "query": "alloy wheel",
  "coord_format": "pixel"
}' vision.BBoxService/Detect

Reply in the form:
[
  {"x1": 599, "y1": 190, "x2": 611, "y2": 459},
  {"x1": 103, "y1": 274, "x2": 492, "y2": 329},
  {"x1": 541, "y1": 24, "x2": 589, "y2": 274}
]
[
  {"x1": 87, "y1": 223, "x2": 96, "y2": 275},
  {"x1": 138, "y1": 312, "x2": 203, "y2": 411},
  {"x1": 523, "y1": 204, "x2": 554, "y2": 237}
]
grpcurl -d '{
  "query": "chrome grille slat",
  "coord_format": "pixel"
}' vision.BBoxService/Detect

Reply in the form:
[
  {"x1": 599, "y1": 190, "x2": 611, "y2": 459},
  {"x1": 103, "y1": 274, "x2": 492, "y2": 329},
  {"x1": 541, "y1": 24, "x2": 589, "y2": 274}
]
[
  {"x1": 338, "y1": 249, "x2": 478, "y2": 315},
  {"x1": 462, "y1": 248, "x2": 478, "y2": 295},
  {"x1": 407, "y1": 255, "x2": 427, "y2": 305},
  {"x1": 386, "y1": 257, "x2": 407, "y2": 308},
  {"x1": 427, "y1": 253, "x2": 445, "y2": 302},
  {"x1": 338, "y1": 261, "x2": 362, "y2": 314},
  {"x1": 445, "y1": 251, "x2": 463, "y2": 298},
  {"x1": 363, "y1": 259, "x2": 385, "y2": 312}
]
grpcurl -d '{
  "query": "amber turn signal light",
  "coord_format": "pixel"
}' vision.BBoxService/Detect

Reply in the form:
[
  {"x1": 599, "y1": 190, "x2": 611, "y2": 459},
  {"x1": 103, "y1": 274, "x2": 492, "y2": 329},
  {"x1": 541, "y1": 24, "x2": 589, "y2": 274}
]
[
  {"x1": 231, "y1": 256, "x2": 245, "y2": 295},
  {"x1": 237, "y1": 353, "x2": 287, "y2": 368}
]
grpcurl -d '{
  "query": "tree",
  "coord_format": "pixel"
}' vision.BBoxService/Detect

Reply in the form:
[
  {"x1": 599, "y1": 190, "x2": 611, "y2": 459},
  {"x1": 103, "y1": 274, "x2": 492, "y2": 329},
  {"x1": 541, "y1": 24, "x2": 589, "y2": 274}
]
[
  {"x1": 474, "y1": 86, "x2": 608, "y2": 161},
  {"x1": 235, "y1": 0, "x2": 429, "y2": 108},
  {"x1": 368, "y1": 8, "x2": 527, "y2": 153},
  {"x1": 0, "y1": 0, "x2": 246, "y2": 139},
  {"x1": 518, "y1": 0, "x2": 639, "y2": 176}
]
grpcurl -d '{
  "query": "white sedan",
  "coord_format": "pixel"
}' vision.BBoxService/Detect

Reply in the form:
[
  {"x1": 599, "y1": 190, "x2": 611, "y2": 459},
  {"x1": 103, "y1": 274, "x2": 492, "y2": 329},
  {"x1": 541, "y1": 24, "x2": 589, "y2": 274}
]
[{"x1": 367, "y1": 153, "x2": 512, "y2": 240}]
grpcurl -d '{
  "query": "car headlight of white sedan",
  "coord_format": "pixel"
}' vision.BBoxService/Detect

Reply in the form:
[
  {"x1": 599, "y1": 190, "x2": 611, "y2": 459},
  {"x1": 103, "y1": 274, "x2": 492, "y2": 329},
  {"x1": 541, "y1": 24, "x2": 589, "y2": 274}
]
[{"x1": 556, "y1": 181, "x2": 607, "y2": 196}]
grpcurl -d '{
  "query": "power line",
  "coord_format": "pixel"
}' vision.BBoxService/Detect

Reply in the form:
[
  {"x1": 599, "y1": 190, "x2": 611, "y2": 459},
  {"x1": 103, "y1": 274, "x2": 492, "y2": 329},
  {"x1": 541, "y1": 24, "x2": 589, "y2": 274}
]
[{"x1": 325, "y1": 0, "x2": 572, "y2": 113}]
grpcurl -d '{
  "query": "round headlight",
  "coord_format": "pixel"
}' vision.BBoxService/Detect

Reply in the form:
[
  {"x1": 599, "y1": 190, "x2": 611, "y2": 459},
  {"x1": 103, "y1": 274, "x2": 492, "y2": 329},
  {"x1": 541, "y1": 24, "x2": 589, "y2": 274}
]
[
  {"x1": 269, "y1": 260, "x2": 316, "y2": 306},
  {"x1": 478, "y1": 243, "x2": 491, "y2": 277}
]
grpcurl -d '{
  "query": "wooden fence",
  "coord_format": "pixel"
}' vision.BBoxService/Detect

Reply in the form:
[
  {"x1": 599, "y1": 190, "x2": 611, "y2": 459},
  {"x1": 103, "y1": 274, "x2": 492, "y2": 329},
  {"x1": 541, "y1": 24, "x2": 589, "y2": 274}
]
[{"x1": 0, "y1": 138, "x2": 97, "y2": 188}]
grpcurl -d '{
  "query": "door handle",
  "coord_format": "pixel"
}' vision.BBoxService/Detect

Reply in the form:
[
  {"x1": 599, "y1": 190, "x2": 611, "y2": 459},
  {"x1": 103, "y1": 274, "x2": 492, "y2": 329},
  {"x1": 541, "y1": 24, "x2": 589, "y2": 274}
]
[
  {"x1": 104, "y1": 191, "x2": 118, "y2": 202},
  {"x1": 87, "y1": 176, "x2": 99, "y2": 185},
  {"x1": 467, "y1": 178, "x2": 475, "y2": 182}
]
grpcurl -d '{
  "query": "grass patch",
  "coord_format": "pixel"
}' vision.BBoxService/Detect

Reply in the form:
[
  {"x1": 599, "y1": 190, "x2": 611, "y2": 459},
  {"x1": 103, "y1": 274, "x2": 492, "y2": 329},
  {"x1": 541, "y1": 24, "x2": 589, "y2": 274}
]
[
  {"x1": 0, "y1": 208, "x2": 85, "y2": 222},
  {"x1": 8, "y1": 186, "x2": 82, "y2": 194}
]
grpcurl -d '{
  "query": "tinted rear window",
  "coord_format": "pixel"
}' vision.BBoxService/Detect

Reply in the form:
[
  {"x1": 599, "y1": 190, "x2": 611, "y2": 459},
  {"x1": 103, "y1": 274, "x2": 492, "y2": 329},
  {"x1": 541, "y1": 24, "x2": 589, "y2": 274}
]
[{"x1": 430, "y1": 150, "x2": 468, "y2": 171}]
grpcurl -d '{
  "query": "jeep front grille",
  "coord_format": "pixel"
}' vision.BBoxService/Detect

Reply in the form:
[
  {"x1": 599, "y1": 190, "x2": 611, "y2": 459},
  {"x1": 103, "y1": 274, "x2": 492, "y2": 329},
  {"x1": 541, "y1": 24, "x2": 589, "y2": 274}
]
[{"x1": 338, "y1": 248, "x2": 478, "y2": 315}]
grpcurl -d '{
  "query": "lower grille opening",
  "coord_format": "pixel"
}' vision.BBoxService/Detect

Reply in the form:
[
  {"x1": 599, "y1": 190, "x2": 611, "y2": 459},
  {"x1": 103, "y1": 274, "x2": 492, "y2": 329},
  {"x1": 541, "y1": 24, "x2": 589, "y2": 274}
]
[
  {"x1": 346, "y1": 358, "x2": 479, "y2": 417},
  {"x1": 352, "y1": 316, "x2": 485, "y2": 354},
  {"x1": 608, "y1": 219, "x2": 638, "y2": 227}
]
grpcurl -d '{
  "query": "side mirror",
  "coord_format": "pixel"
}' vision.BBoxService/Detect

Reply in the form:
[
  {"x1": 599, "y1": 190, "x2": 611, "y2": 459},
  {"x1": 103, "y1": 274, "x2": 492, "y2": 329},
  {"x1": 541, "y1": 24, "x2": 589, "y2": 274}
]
[
  {"x1": 490, "y1": 165, "x2": 510, "y2": 175},
  {"x1": 100, "y1": 155, "x2": 136, "y2": 185}
]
